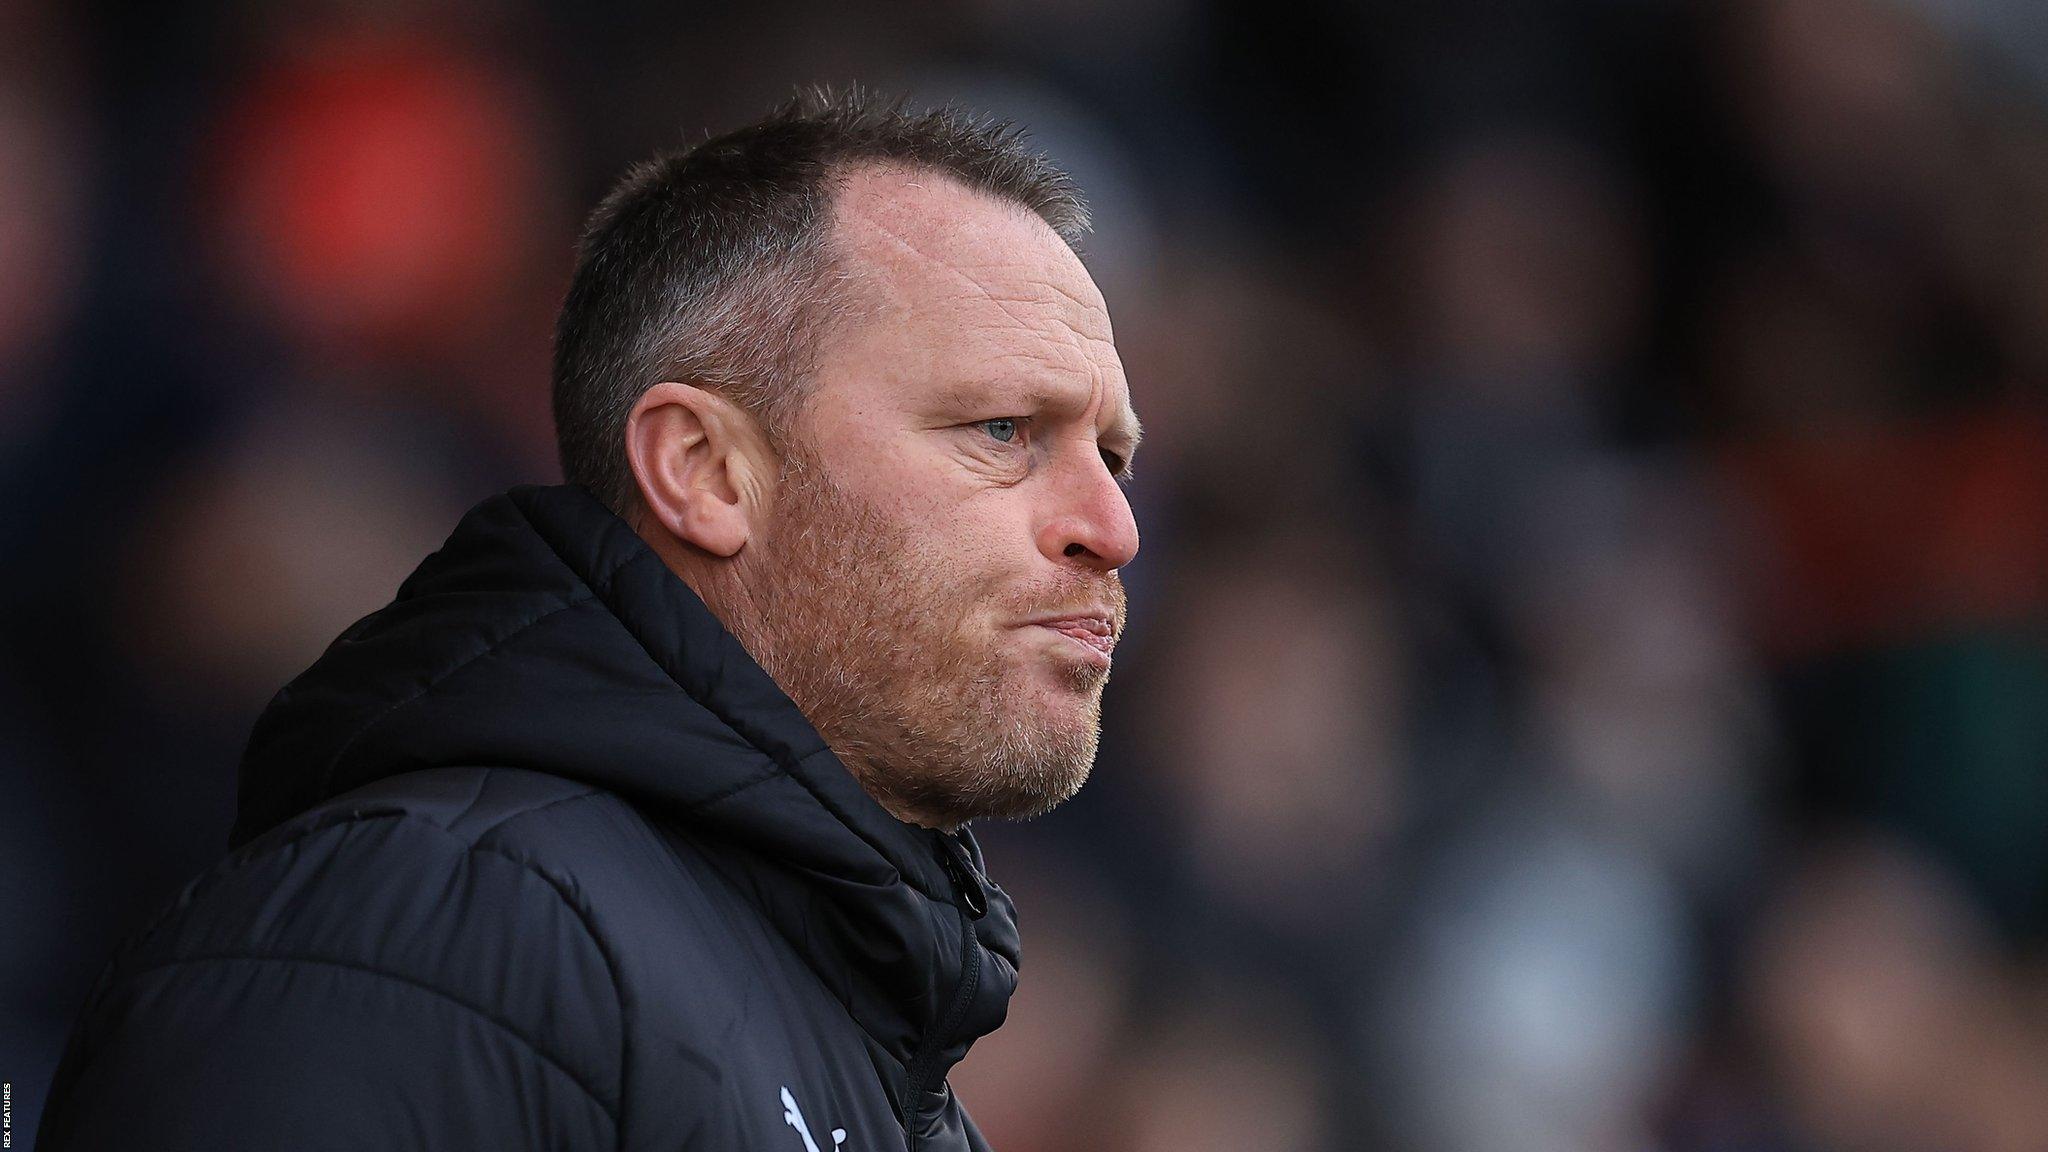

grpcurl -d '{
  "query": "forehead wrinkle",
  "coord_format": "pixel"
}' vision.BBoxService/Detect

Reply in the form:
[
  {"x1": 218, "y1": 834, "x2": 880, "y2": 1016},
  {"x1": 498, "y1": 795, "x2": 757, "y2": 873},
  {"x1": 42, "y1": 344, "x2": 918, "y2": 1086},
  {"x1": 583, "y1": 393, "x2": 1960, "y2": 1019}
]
[
  {"x1": 874, "y1": 229, "x2": 1099, "y2": 354},
  {"x1": 836, "y1": 175, "x2": 1110, "y2": 341},
  {"x1": 836, "y1": 166, "x2": 1061, "y2": 271}
]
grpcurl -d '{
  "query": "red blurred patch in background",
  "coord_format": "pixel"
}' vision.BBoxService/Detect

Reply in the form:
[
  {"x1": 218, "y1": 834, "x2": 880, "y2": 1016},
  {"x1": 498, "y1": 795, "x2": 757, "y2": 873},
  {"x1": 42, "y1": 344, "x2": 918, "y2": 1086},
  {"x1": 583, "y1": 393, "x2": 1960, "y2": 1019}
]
[
  {"x1": 1723, "y1": 402, "x2": 2048, "y2": 659},
  {"x1": 209, "y1": 36, "x2": 550, "y2": 360}
]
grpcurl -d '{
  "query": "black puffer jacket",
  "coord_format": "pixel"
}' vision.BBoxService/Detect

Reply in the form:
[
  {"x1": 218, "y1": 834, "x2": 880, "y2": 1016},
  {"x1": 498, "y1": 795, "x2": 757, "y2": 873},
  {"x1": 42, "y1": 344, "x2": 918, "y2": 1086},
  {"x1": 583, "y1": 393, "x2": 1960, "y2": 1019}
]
[{"x1": 37, "y1": 483, "x2": 1021, "y2": 1151}]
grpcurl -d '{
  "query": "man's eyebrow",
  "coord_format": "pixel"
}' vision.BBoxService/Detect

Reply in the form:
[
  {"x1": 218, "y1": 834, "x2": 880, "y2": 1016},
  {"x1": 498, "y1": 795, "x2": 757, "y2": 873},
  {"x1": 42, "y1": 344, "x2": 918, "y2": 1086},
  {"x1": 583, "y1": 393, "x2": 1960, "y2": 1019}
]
[
  {"x1": 935, "y1": 379, "x2": 1142, "y2": 458},
  {"x1": 933, "y1": 378, "x2": 1074, "y2": 415},
  {"x1": 932, "y1": 380, "x2": 1021, "y2": 409}
]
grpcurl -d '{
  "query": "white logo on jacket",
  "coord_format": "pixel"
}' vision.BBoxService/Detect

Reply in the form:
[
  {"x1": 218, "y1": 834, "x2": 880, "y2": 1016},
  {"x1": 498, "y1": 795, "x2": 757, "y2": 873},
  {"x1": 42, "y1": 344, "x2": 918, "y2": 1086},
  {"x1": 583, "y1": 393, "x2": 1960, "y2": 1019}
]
[{"x1": 780, "y1": 1086, "x2": 847, "y2": 1152}]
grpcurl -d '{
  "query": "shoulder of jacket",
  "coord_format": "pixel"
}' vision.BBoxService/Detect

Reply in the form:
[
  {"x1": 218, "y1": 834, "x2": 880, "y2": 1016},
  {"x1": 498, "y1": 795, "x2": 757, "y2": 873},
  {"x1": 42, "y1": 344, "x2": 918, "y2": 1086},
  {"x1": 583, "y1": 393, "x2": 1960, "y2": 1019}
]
[{"x1": 79, "y1": 767, "x2": 631, "y2": 1104}]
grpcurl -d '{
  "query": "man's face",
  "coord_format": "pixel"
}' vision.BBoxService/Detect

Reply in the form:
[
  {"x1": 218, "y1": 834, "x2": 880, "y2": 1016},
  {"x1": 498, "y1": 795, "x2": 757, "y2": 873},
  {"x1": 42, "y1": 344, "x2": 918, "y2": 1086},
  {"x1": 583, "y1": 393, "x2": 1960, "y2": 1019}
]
[{"x1": 729, "y1": 168, "x2": 1141, "y2": 828}]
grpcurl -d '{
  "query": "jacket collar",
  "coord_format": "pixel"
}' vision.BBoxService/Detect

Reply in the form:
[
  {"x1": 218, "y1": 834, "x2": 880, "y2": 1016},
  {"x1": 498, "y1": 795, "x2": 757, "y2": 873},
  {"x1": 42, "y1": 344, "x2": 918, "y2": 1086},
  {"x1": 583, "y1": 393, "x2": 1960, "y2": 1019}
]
[{"x1": 232, "y1": 483, "x2": 1020, "y2": 1090}]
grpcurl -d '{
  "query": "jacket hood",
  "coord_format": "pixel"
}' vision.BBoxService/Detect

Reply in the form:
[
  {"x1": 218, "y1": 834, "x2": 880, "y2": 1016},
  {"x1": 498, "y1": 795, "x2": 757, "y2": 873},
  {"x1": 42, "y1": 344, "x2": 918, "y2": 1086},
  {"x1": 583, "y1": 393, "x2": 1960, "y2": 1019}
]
[{"x1": 231, "y1": 482, "x2": 1020, "y2": 1088}]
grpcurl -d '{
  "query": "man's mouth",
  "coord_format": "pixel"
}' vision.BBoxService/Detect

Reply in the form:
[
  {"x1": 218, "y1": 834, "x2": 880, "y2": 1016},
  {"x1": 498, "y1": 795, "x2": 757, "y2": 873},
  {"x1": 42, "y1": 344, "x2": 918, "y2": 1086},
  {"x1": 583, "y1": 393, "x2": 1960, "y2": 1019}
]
[{"x1": 1026, "y1": 615, "x2": 1117, "y2": 664}]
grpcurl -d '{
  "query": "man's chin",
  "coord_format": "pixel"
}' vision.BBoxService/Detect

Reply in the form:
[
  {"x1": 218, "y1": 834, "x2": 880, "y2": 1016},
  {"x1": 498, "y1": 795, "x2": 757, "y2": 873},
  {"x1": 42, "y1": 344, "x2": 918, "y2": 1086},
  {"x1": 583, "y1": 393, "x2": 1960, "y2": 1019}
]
[
  {"x1": 880, "y1": 744, "x2": 1097, "y2": 827},
  {"x1": 998, "y1": 710, "x2": 1103, "y2": 822},
  {"x1": 966, "y1": 751, "x2": 1097, "y2": 824},
  {"x1": 914, "y1": 695, "x2": 1102, "y2": 825}
]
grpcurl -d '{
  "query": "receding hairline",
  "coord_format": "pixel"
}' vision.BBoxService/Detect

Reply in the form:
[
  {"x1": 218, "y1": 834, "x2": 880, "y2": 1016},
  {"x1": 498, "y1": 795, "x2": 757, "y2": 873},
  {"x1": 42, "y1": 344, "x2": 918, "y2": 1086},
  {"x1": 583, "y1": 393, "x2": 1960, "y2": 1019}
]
[
  {"x1": 815, "y1": 157, "x2": 1105, "y2": 309},
  {"x1": 830, "y1": 158, "x2": 1085, "y2": 237}
]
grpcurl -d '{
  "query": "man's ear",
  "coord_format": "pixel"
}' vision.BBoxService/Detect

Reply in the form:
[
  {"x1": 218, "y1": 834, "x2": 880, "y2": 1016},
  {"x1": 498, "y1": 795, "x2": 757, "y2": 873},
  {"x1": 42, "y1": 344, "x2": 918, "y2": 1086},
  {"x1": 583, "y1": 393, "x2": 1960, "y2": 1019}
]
[{"x1": 625, "y1": 381, "x2": 773, "y2": 558}]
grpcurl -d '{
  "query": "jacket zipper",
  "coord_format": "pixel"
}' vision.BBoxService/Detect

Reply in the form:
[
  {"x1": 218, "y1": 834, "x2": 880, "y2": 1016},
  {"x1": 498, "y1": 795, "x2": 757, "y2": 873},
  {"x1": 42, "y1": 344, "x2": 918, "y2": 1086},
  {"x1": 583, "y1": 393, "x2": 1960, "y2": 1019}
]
[
  {"x1": 900, "y1": 832, "x2": 988, "y2": 1149},
  {"x1": 937, "y1": 829, "x2": 989, "y2": 919}
]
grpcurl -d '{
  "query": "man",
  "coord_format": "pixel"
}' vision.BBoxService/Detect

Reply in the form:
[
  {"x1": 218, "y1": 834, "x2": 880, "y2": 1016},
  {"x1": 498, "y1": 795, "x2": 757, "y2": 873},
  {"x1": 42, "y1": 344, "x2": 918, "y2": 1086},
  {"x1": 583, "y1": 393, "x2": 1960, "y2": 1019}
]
[{"x1": 36, "y1": 90, "x2": 1139, "y2": 1151}]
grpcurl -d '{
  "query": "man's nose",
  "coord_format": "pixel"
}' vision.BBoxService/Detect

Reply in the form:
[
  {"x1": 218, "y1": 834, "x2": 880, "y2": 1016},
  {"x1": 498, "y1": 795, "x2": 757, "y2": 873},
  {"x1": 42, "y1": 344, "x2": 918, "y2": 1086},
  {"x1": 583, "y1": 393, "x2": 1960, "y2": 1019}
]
[{"x1": 1037, "y1": 446, "x2": 1140, "y2": 572}]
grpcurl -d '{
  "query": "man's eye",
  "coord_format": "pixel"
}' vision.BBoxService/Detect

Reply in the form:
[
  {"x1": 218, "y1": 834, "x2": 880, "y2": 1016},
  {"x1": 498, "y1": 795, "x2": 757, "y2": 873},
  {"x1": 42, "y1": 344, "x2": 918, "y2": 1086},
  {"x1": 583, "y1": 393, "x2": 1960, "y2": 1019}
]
[{"x1": 980, "y1": 418, "x2": 1020, "y2": 444}]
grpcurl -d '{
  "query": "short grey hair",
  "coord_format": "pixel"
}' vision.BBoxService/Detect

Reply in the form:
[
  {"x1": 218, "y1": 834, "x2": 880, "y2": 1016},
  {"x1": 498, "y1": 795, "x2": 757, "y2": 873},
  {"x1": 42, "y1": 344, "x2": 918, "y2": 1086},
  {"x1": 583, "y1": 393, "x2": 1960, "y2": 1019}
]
[{"x1": 550, "y1": 87, "x2": 1092, "y2": 514}]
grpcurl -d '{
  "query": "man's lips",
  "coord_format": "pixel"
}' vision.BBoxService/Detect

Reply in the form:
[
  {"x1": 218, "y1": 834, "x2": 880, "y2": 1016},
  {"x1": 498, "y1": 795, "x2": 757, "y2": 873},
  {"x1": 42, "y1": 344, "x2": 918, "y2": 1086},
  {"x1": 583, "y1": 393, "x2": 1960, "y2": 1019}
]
[{"x1": 1023, "y1": 614, "x2": 1118, "y2": 661}]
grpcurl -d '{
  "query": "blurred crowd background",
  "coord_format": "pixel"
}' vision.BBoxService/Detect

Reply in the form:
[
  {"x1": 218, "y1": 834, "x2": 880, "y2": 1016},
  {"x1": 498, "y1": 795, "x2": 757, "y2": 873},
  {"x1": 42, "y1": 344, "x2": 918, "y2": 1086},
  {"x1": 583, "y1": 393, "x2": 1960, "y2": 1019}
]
[{"x1": 7, "y1": 0, "x2": 2048, "y2": 1148}]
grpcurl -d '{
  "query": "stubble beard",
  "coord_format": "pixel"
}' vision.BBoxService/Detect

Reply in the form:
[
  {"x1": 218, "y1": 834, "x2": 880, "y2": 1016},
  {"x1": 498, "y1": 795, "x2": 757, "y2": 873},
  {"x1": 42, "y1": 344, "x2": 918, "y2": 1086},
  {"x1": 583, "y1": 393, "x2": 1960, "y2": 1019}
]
[{"x1": 716, "y1": 447, "x2": 1119, "y2": 828}]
